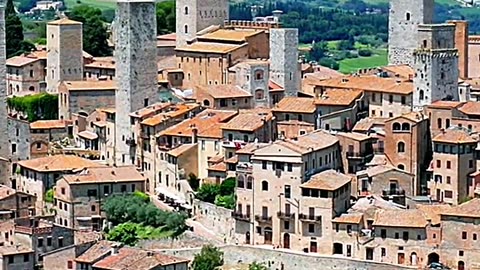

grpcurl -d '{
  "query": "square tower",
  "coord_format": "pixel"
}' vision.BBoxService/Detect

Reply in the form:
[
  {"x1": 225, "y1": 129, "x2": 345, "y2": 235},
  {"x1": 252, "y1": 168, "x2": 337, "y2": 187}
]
[
  {"x1": 388, "y1": 0, "x2": 434, "y2": 66},
  {"x1": 115, "y1": 0, "x2": 158, "y2": 166},
  {"x1": 46, "y1": 18, "x2": 83, "y2": 93},
  {"x1": 0, "y1": 3, "x2": 8, "y2": 160},
  {"x1": 269, "y1": 28, "x2": 301, "y2": 97},
  {"x1": 413, "y1": 24, "x2": 459, "y2": 110},
  {"x1": 232, "y1": 61, "x2": 270, "y2": 108},
  {"x1": 176, "y1": 0, "x2": 229, "y2": 47}
]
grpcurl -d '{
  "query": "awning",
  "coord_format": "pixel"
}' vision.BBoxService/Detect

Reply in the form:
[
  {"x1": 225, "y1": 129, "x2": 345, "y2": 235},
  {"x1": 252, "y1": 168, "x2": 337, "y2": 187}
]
[
  {"x1": 155, "y1": 187, "x2": 180, "y2": 201},
  {"x1": 78, "y1": 130, "x2": 98, "y2": 140}
]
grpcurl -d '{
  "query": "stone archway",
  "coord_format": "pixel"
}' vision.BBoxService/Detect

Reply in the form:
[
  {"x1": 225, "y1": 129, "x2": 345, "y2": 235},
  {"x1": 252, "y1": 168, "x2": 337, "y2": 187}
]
[
  {"x1": 283, "y1": 233, "x2": 290, "y2": 249},
  {"x1": 427, "y1": 252, "x2": 439, "y2": 265},
  {"x1": 245, "y1": 231, "x2": 250, "y2": 245},
  {"x1": 410, "y1": 252, "x2": 418, "y2": 266}
]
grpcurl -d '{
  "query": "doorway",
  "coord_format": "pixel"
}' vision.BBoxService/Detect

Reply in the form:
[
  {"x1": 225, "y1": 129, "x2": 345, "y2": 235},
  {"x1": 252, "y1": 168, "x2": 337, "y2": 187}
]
[
  {"x1": 428, "y1": 253, "x2": 440, "y2": 264},
  {"x1": 398, "y1": 253, "x2": 405, "y2": 264},
  {"x1": 310, "y1": 241, "x2": 317, "y2": 253},
  {"x1": 283, "y1": 233, "x2": 290, "y2": 249},
  {"x1": 366, "y1": 248, "x2": 374, "y2": 260},
  {"x1": 410, "y1": 252, "x2": 417, "y2": 266},
  {"x1": 264, "y1": 227, "x2": 272, "y2": 245},
  {"x1": 333, "y1": 243, "x2": 343, "y2": 255},
  {"x1": 458, "y1": 261, "x2": 465, "y2": 270},
  {"x1": 245, "y1": 231, "x2": 250, "y2": 245}
]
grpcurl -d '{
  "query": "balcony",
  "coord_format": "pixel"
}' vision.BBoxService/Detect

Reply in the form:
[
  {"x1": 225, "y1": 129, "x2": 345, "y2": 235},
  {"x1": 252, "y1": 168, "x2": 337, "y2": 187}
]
[
  {"x1": 277, "y1": 211, "x2": 295, "y2": 220},
  {"x1": 126, "y1": 138, "x2": 136, "y2": 147},
  {"x1": 255, "y1": 215, "x2": 272, "y2": 223},
  {"x1": 299, "y1": 214, "x2": 322, "y2": 223},
  {"x1": 222, "y1": 140, "x2": 247, "y2": 149},
  {"x1": 232, "y1": 212, "x2": 251, "y2": 222},
  {"x1": 382, "y1": 188, "x2": 405, "y2": 197},
  {"x1": 346, "y1": 151, "x2": 374, "y2": 162}
]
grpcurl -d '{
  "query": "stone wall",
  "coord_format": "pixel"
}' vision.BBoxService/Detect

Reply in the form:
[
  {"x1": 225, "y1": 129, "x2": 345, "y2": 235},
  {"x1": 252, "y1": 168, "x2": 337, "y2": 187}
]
[
  {"x1": 193, "y1": 199, "x2": 236, "y2": 243},
  {"x1": 160, "y1": 245, "x2": 417, "y2": 270}
]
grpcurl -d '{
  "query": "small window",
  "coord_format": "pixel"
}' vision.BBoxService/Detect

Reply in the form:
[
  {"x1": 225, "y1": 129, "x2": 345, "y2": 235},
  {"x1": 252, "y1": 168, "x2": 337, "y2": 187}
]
[
  {"x1": 24, "y1": 254, "x2": 29, "y2": 262},
  {"x1": 121, "y1": 185, "x2": 127, "y2": 192},
  {"x1": 184, "y1": 6, "x2": 189, "y2": 15},
  {"x1": 381, "y1": 229, "x2": 387, "y2": 239},
  {"x1": 91, "y1": 205, "x2": 96, "y2": 212},
  {"x1": 67, "y1": 260, "x2": 73, "y2": 269},
  {"x1": 261, "y1": 180, "x2": 269, "y2": 191},
  {"x1": 308, "y1": 224, "x2": 315, "y2": 233},
  {"x1": 447, "y1": 161, "x2": 451, "y2": 169},
  {"x1": 184, "y1": 24, "x2": 188, "y2": 34},
  {"x1": 87, "y1": 189, "x2": 97, "y2": 197},
  {"x1": 47, "y1": 237, "x2": 52, "y2": 246},
  {"x1": 262, "y1": 161, "x2": 267, "y2": 170},
  {"x1": 397, "y1": 142, "x2": 405, "y2": 153},
  {"x1": 462, "y1": 231, "x2": 467, "y2": 239},
  {"x1": 406, "y1": 12, "x2": 411, "y2": 21}
]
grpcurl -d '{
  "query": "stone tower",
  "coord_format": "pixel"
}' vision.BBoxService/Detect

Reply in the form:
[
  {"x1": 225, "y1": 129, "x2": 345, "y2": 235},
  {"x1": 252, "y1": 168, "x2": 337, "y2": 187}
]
[
  {"x1": 388, "y1": 0, "x2": 434, "y2": 66},
  {"x1": 175, "y1": 0, "x2": 229, "y2": 47},
  {"x1": 269, "y1": 28, "x2": 301, "y2": 97},
  {"x1": 115, "y1": 0, "x2": 158, "y2": 166},
  {"x1": 413, "y1": 24, "x2": 459, "y2": 110},
  {"x1": 0, "y1": 1, "x2": 8, "y2": 161},
  {"x1": 232, "y1": 61, "x2": 270, "y2": 108},
  {"x1": 448, "y1": 20, "x2": 469, "y2": 80},
  {"x1": 46, "y1": 18, "x2": 83, "y2": 93}
]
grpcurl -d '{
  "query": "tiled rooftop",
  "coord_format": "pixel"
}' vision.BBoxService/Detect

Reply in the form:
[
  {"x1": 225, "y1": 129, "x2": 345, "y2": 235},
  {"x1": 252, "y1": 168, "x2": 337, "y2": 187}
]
[
  {"x1": 373, "y1": 209, "x2": 428, "y2": 228},
  {"x1": 30, "y1": 120, "x2": 68, "y2": 130},
  {"x1": 63, "y1": 80, "x2": 117, "y2": 91},
  {"x1": 176, "y1": 42, "x2": 246, "y2": 54},
  {"x1": 221, "y1": 109, "x2": 272, "y2": 132},
  {"x1": 433, "y1": 128, "x2": 477, "y2": 144},
  {"x1": 273, "y1": 97, "x2": 316, "y2": 113},
  {"x1": 195, "y1": 84, "x2": 252, "y2": 99},
  {"x1": 6, "y1": 56, "x2": 41, "y2": 67},
  {"x1": 62, "y1": 166, "x2": 144, "y2": 184},
  {"x1": 313, "y1": 76, "x2": 413, "y2": 94},
  {"x1": 300, "y1": 169, "x2": 351, "y2": 191},
  {"x1": 314, "y1": 89, "x2": 363, "y2": 106},
  {"x1": 200, "y1": 29, "x2": 263, "y2": 42},
  {"x1": 18, "y1": 155, "x2": 101, "y2": 172}
]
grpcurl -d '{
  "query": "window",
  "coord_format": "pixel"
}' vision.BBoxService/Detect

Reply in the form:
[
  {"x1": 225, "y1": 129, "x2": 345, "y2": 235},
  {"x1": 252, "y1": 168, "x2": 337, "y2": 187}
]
[
  {"x1": 184, "y1": 6, "x2": 188, "y2": 14},
  {"x1": 462, "y1": 231, "x2": 467, "y2": 239},
  {"x1": 395, "y1": 232, "x2": 399, "y2": 239},
  {"x1": 402, "y1": 232, "x2": 409, "y2": 241},
  {"x1": 285, "y1": 185, "x2": 291, "y2": 199},
  {"x1": 11, "y1": 143, "x2": 16, "y2": 154},
  {"x1": 284, "y1": 221, "x2": 290, "y2": 230},
  {"x1": 121, "y1": 185, "x2": 127, "y2": 192},
  {"x1": 38, "y1": 238, "x2": 43, "y2": 247},
  {"x1": 406, "y1": 12, "x2": 411, "y2": 21},
  {"x1": 287, "y1": 163, "x2": 292, "y2": 172},
  {"x1": 371, "y1": 93, "x2": 376, "y2": 102},
  {"x1": 8, "y1": 255, "x2": 13, "y2": 264},
  {"x1": 401, "y1": 96, "x2": 406, "y2": 105},
  {"x1": 446, "y1": 176, "x2": 451, "y2": 184},
  {"x1": 47, "y1": 237, "x2": 52, "y2": 246},
  {"x1": 237, "y1": 175, "x2": 245, "y2": 188},
  {"x1": 420, "y1": 90, "x2": 425, "y2": 100},
  {"x1": 308, "y1": 224, "x2": 315, "y2": 233},
  {"x1": 397, "y1": 142, "x2": 405, "y2": 153},
  {"x1": 104, "y1": 185, "x2": 109, "y2": 195},
  {"x1": 61, "y1": 188, "x2": 65, "y2": 195},
  {"x1": 261, "y1": 180, "x2": 269, "y2": 191},
  {"x1": 437, "y1": 118, "x2": 442, "y2": 129},
  {"x1": 184, "y1": 24, "x2": 188, "y2": 33},
  {"x1": 393, "y1": 122, "x2": 401, "y2": 130},
  {"x1": 381, "y1": 229, "x2": 386, "y2": 239},
  {"x1": 447, "y1": 161, "x2": 451, "y2": 169},
  {"x1": 381, "y1": 248, "x2": 386, "y2": 257},
  {"x1": 445, "y1": 191, "x2": 453, "y2": 198},
  {"x1": 201, "y1": 140, "x2": 205, "y2": 150},
  {"x1": 437, "y1": 160, "x2": 441, "y2": 168},
  {"x1": 469, "y1": 160, "x2": 474, "y2": 168},
  {"x1": 434, "y1": 175, "x2": 443, "y2": 183},
  {"x1": 262, "y1": 161, "x2": 267, "y2": 170},
  {"x1": 347, "y1": 225, "x2": 352, "y2": 234},
  {"x1": 24, "y1": 254, "x2": 29, "y2": 262},
  {"x1": 131, "y1": 184, "x2": 135, "y2": 192},
  {"x1": 255, "y1": 89, "x2": 264, "y2": 100},
  {"x1": 87, "y1": 189, "x2": 97, "y2": 197},
  {"x1": 58, "y1": 237, "x2": 63, "y2": 247},
  {"x1": 402, "y1": 123, "x2": 410, "y2": 131},
  {"x1": 67, "y1": 260, "x2": 73, "y2": 269},
  {"x1": 389, "y1": 95, "x2": 393, "y2": 104},
  {"x1": 91, "y1": 205, "x2": 96, "y2": 212},
  {"x1": 246, "y1": 176, "x2": 253, "y2": 189}
]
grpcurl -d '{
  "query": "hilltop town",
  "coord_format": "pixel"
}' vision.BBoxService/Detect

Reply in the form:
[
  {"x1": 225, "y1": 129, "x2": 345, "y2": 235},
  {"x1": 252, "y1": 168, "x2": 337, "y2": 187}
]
[{"x1": 2, "y1": 0, "x2": 480, "y2": 269}]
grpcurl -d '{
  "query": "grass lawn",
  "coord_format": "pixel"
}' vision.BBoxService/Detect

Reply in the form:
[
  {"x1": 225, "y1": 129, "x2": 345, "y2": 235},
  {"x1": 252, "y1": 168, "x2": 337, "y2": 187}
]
[
  {"x1": 338, "y1": 48, "x2": 387, "y2": 74},
  {"x1": 63, "y1": 0, "x2": 117, "y2": 11}
]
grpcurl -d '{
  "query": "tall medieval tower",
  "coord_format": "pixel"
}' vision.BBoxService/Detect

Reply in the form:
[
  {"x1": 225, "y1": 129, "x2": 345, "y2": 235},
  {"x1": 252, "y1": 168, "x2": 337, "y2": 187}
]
[
  {"x1": 0, "y1": 1, "x2": 8, "y2": 161},
  {"x1": 269, "y1": 28, "x2": 301, "y2": 97},
  {"x1": 175, "y1": 0, "x2": 229, "y2": 47},
  {"x1": 115, "y1": 0, "x2": 158, "y2": 166},
  {"x1": 388, "y1": 0, "x2": 434, "y2": 66},
  {"x1": 413, "y1": 24, "x2": 459, "y2": 110},
  {"x1": 46, "y1": 18, "x2": 83, "y2": 93}
]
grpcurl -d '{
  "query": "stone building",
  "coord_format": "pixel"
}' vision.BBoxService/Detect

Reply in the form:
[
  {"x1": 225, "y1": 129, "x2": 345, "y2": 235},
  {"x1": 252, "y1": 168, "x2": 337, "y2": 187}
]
[
  {"x1": 413, "y1": 24, "x2": 459, "y2": 110},
  {"x1": 16, "y1": 155, "x2": 101, "y2": 213},
  {"x1": 428, "y1": 128, "x2": 477, "y2": 205},
  {"x1": 54, "y1": 166, "x2": 145, "y2": 230},
  {"x1": 30, "y1": 120, "x2": 70, "y2": 158},
  {"x1": 0, "y1": 1, "x2": 10, "y2": 190},
  {"x1": 6, "y1": 55, "x2": 46, "y2": 96},
  {"x1": 335, "y1": 132, "x2": 376, "y2": 175},
  {"x1": 0, "y1": 246, "x2": 34, "y2": 270},
  {"x1": 229, "y1": 60, "x2": 271, "y2": 107},
  {"x1": 388, "y1": 0, "x2": 434, "y2": 66},
  {"x1": 269, "y1": 28, "x2": 301, "y2": 97},
  {"x1": 175, "y1": 0, "x2": 229, "y2": 47},
  {"x1": 468, "y1": 35, "x2": 480, "y2": 78},
  {"x1": 194, "y1": 84, "x2": 253, "y2": 110},
  {"x1": 115, "y1": 0, "x2": 158, "y2": 166},
  {"x1": 0, "y1": 185, "x2": 36, "y2": 219},
  {"x1": 46, "y1": 18, "x2": 83, "y2": 93},
  {"x1": 448, "y1": 20, "x2": 469, "y2": 80},
  {"x1": 58, "y1": 80, "x2": 116, "y2": 120},
  {"x1": 234, "y1": 131, "x2": 344, "y2": 252}
]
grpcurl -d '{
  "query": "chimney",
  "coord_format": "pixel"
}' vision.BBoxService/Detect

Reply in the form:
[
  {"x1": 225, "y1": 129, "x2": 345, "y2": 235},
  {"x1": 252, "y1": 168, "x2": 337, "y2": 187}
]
[
  {"x1": 191, "y1": 124, "x2": 198, "y2": 143},
  {"x1": 111, "y1": 243, "x2": 121, "y2": 255}
]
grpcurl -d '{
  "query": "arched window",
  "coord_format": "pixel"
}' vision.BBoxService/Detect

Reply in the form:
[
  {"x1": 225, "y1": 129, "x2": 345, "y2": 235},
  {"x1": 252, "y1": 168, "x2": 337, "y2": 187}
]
[
  {"x1": 203, "y1": 99, "x2": 210, "y2": 107},
  {"x1": 446, "y1": 119, "x2": 450, "y2": 128},
  {"x1": 255, "y1": 70, "x2": 264, "y2": 80},
  {"x1": 262, "y1": 180, "x2": 269, "y2": 191},
  {"x1": 468, "y1": 124, "x2": 473, "y2": 131},
  {"x1": 29, "y1": 86, "x2": 35, "y2": 92},
  {"x1": 397, "y1": 142, "x2": 405, "y2": 153},
  {"x1": 255, "y1": 89, "x2": 264, "y2": 100},
  {"x1": 437, "y1": 118, "x2": 442, "y2": 129},
  {"x1": 237, "y1": 175, "x2": 245, "y2": 188},
  {"x1": 402, "y1": 123, "x2": 410, "y2": 131},
  {"x1": 246, "y1": 176, "x2": 253, "y2": 189},
  {"x1": 406, "y1": 12, "x2": 411, "y2": 21},
  {"x1": 184, "y1": 24, "x2": 188, "y2": 34},
  {"x1": 419, "y1": 90, "x2": 424, "y2": 100},
  {"x1": 15, "y1": 85, "x2": 19, "y2": 92},
  {"x1": 243, "y1": 135, "x2": 249, "y2": 143},
  {"x1": 184, "y1": 6, "x2": 189, "y2": 15},
  {"x1": 393, "y1": 122, "x2": 401, "y2": 131},
  {"x1": 398, "y1": 164, "x2": 405, "y2": 170}
]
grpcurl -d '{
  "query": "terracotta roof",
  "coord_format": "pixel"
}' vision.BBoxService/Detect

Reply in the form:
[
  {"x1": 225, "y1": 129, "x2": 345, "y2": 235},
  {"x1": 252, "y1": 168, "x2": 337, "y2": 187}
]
[
  {"x1": 157, "y1": 33, "x2": 176, "y2": 41},
  {"x1": 381, "y1": 65, "x2": 414, "y2": 78},
  {"x1": 313, "y1": 76, "x2": 413, "y2": 94},
  {"x1": 0, "y1": 245, "x2": 33, "y2": 256},
  {"x1": 373, "y1": 209, "x2": 428, "y2": 228},
  {"x1": 140, "y1": 104, "x2": 199, "y2": 126},
  {"x1": 157, "y1": 55, "x2": 177, "y2": 70},
  {"x1": 415, "y1": 204, "x2": 452, "y2": 225},
  {"x1": 84, "y1": 57, "x2": 115, "y2": 69},
  {"x1": 433, "y1": 129, "x2": 477, "y2": 144},
  {"x1": 0, "y1": 185, "x2": 22, "y2": 201},
  {"x1": 208, "y1": 154, "x2": 224, "y2": 164},
  {"x1": 236, "y1": 143, "x2": 269, "y2": 155},
  {"x1": 63, "y1": 80, "x2": 117, "y2": 91},
  {"x1": 300, "y1": 170, "x2": 351, "y2": 190},
  {"x1": 225, "y1": 156, "x2": 238, "y2": 164},
  {"x1": 75, "y1": 241, "x2": 119, "y2": 263},
  {"x1": 6, "y1": 56, "x2": 40, "y2": 67},
  {"x1": 332, "y1": 213, "x2": 363, "y2": 224},
  {"x1": 48, "y1": 17, "x2": 81, "y2": 25},
  {"x1": 314, "y1": 89, "x2": 363, "y2": 106},
  {"x1": 278, "y1": 130, "x2": 339, "y2": 154},
  {"x1": 336, "y1": 132, "x2": 374, "y2": 142},
  {"x1": 25, "y1": 49, "x2": 47, "y2": 60},
  {"x1": 222, "y1": 109, "x2": 272, "y2": 132},
  {"x1": 18, "y1": 155, "x2": 101, "y2": 172},
  {"x1": 159, "y1": 110, "x2": 237, "y2": 139},
  {"x1": 208, "y1": 162, "x2": 227, "y2": 172},
  {"x1": 459, "y1": 102, "x2": 480, "y2": 116},
  {"x1": 304, "y1": 67, "x2": 343, "y2": 80},
  {"x1": 442, "y1": 198, "x2": 480, "y2": 218},
  {"x1": 78, "y1": 130, "x2": 98, "y2": 140},
  {"x1": 366, "y1": 154, "x2": 391, "y2": 167},
  {"x1": 200, "y1": 29, "x2": 263, "y2": 42},
  {"x1": 364, "y1": 164, "x2": 411, "y2": 177},
  {"x1": 428, "y1": 100, "x2": 465, "y2": 109},
  {"x1": 131, "y1": 103, "x2": 172, "y2": 119},
  {"x1": 389, "y1": 111, "x2": 427, "y2": 123},
  {"x1": 195, "y1": 84, "x2": 252, "y2": 99},
  {"x1": 176, "y1": 42, "x2": 246, "y2": 54},
  {"x1": 352, "y1": 117, "x2": 387, "y2": 132},
  {"x1": 167, "y1": 144, "x2": 197, "y2": 157},
  {"x1": 93, "y1": 121, "x2": 108, "y2": 128},
  {"x1": 273, "y1": 97, "x2": 316, "y2": 113},
  {"x1": 30, "y1": 120, "x2": 68, "y2": 130},
  {"x1": 101, "y1": 108, "x2": 116, "y2": 114},
  {"x1": 269, "y1": 80, "x2": 284, "y2": 92},
  {"x1": 62, "y1": 166, "x2": 144, "y2": 184}
]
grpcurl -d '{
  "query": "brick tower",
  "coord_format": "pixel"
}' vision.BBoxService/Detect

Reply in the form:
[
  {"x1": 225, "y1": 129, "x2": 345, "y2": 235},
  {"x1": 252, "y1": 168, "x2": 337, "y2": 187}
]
[
  {"x1": 269, "y1": 28, "x2": 301, "y2": 97},
  {"x1": 46, "y1": 18, "x2": 83, "y2": 93},
  {"x1": 388, "y1": 0, "x2": 434, "y2": 66},
  {"x1": 413, "y1": 24, "x2": 459, "y2": 110},
  {"x1": 115, "y1": 0, "x2": 158, "y2": 166},
  {"x1": 175, "y1": 0, "x2": 229, "y2": 47},
  {"x1": 0, "y1": 1, "x2": 9, "y2": 179}
]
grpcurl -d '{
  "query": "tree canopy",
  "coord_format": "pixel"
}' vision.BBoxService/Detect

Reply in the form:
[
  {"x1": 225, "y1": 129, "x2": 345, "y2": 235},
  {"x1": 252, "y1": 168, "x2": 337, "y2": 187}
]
[
  {"x1": 6, "y1": 0, "x2": 35, "y2": 58},
  {"x1": 191, "y1": 245, "x2": 224, "y2": 270},
  {"x1": 68, "y1": 5, "x2": 111, "y2": 57},
  {"x1": 156, "y1": 0, "x2": 175, "y2": 34}
]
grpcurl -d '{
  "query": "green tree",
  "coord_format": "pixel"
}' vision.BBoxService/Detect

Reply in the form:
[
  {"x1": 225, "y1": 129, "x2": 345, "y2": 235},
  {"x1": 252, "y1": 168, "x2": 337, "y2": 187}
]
[
  {"x1": 68, "y1": 5, "x2": 111, "y2": 57},
  {"x1": 214, "y1": 194, "x2": 235, "y2": 210},
  {"x1": 196, "y1": 183, "x2": 220, "y2": 204},
  {"x1": 6, "y1": 0, "x2": 15, "y2": 15},
  {"x1": 192, "y1": 245, "x2": 224, "y2": 270},
  {"x1": 188, "y1": 173, "x2": 200, "y2": 191},
  {"x1": 7, "y1": 94, "x2": 58, "y2": 122},
  {"x1": 219, "y1": 178, "x2": 236, "y2": 196},
  {"x1": 107, "y1": 222, "x2": 140, "y2": 246},
  {"x1": 249, "y1": 262, "x2": 268, "y2": 270},
  {"x1": 156, "y1": 0, "x2": 175, "y2": 34},
  {"x1": 5, "y1": 0, "x2": 34, "y2": 58},
  {"x1": 308, "y1": 41, "x2": 328, "y2": 62},
  {"x1": 44, "y1": 189, "x2": 54, "y2": 203}
]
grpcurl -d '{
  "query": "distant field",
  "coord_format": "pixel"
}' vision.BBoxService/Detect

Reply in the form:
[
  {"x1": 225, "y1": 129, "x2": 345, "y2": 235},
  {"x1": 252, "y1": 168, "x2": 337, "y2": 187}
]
[
  {"x1": 338, "y1": 49, "x2": 387, "y2": 74},
  {"x1": 63, "y1": 0, "x2": 117, "y2": 10},
  {"x1": 350, "y1": 0, "x2": 459, "y2": 5}
]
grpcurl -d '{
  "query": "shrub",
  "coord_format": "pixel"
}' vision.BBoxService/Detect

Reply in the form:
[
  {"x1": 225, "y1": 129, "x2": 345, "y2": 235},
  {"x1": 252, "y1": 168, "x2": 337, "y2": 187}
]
[
  {"x1": 196, "y1": 183, "x2": 220, "y2": 204},
  {"x1": 319, "y1": 58, "x2": 340, "y2": 70},
  {"x1": 214, "y1": 194, "x2": 236, "y2": 210},
  {"x1": 358, "y1": 48, "x2": 373, "y2": 57},
  {"x1": 219, "y1": 178, "x2": 236, "y2": 196},
  {"x1": 192, "y1": 245, "x2": 224, "y2": 270},
  {"x1": 44, "y1": 189, "x2": 54, "y2": 203}
]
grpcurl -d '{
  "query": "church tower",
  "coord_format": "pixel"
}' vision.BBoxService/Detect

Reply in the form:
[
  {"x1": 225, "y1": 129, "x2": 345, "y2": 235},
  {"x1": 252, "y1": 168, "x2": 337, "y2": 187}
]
[
  {"x1": 388, "y1": 0, "x2": 434, "y2": 66},
  {"x1": 175, "y1": 0, "x2": 229, "y2": 47}
]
